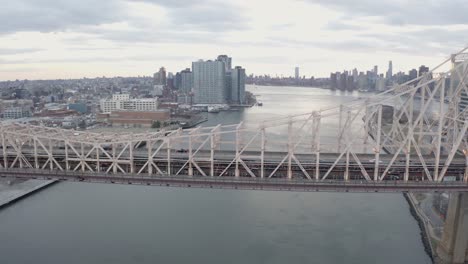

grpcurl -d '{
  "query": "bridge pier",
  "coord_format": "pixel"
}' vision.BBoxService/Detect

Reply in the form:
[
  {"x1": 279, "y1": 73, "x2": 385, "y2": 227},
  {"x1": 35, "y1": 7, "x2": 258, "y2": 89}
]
[{"x1": 437, "y1": 192, "x2": 468, "y2": 263}]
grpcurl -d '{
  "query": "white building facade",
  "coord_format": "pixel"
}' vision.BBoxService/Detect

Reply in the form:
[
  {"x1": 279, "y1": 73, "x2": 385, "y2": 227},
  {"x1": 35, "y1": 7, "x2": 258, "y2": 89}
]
[{"x1": 100, "y1": 94, "x2": 159, "y2": 113}]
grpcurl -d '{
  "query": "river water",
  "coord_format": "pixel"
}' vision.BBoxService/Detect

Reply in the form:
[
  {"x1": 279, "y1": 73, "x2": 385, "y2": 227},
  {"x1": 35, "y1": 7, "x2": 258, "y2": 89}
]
[{"x1": 0, "y1": 86, "x2": 431, "y2": 264}]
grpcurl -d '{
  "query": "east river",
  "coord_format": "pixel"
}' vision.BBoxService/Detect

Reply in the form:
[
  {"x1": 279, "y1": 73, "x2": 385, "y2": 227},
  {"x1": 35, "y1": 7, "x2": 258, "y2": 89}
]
[{"x1": 0, "y1": 86, "x2": 431, "y2": 264}]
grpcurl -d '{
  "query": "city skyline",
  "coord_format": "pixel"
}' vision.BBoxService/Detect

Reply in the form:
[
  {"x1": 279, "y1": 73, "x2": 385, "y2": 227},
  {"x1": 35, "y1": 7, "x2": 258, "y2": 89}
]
[
  {"x1": 0, "y1": 59, "x2": 439, "y2": 82},
  {"x1": 2, "y1": 0, "x2": 468, "y2": 81}
]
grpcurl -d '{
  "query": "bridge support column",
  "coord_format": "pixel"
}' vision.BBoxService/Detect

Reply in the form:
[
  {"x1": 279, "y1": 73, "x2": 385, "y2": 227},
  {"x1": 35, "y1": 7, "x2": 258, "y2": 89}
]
[
  {"x1": 464, "y1": 152, "x2": 468, "y2": 182},
  {"x1": 437, "y1": 192, "x2": 468, "y2": 263}
]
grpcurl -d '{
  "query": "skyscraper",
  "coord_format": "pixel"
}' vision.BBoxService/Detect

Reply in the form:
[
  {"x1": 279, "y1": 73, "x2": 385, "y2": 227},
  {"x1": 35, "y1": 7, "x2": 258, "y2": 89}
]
[
  {"x1": 373, "y1": 65, "x2": 378, "y2": 75},
  {"x1": 330, "y1": 73, "x2": 338, "y2": 90},
  {"x1": 174, "y1": 72, "x2": 182, "y2": 90},
  {"x1": 352, "y1": 68, "x2": 358, "y2": 82},
  {"x1": 386, "y1": 61, "x2": 393, "y2": 80},
  {"x1": 409, "y1": 69, "x2": 418, "y2": 80},
  {"x1": 154, "y1": 67, "x2": 166, "y2": 85},
  {"x1": 192, "y1": 60, "x2": 226, "y2": 104},
  {"x1": 217, "y1": 55, "x2": 232, "y2": 72},
  {"x1": 180, "y1": 68, "x2": 193, "y2": 94},
  {"x1": 295, "y1": 67, "x2": 300, "y2": 79},
  {"x1": 225, "y1": 71, "x2": 232, "y2": 101},
  {"x1": 450, "y1": 54, "x2": 468, "y2": 113},
  {"x1": 231, "y1": 66, "x2": 246, "y2": 104},
  {"x1": 418, "y1": 65, "x2": 429, "y2": 77}
]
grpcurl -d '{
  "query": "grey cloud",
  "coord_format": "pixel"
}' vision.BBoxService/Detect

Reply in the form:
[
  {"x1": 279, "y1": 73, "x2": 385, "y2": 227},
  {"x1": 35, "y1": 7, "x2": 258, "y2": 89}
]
[
  {"x1": 261, "y1": 32, "x2": 462, "y2": 57},
  {"x1": 357, "y1": 28, "x2": 468, "y2": 55},
  {"x1": 133, "y1": 0, "x2": 201, "y2": 8},
  {"x1": 0, "y1": 48, "x2": 43, "y2": 55},
  {"x1": 325, "y1": 21, "x2": 363, "y2": 31},
  {"x1": 0, "y1": 67, "x2": 40, "y2": 72},
  {"x1": 237, "y1": 55, "x2": 329, "y2": 64},
  {"x1": 0, "y1": 0, "x2": 248, "y2": 37},
  {"x1": 268, "y1": 23, "x2": 295, "y2": 31},
  {"x1": 83, "y1": 26, "x2": 219, "y2": 44},
  {"x1": 134, "y1": 0, "x2": 249, "y2": 32},
  {"x1": 0, "y1": 54, "x2": 195, "y2": 64},
  {"x1": 0, "y1": 1, "x2": 126, "y2": 34},
  {"x1": 306, "y1": 0, "x2": 468, "y2": 25}
]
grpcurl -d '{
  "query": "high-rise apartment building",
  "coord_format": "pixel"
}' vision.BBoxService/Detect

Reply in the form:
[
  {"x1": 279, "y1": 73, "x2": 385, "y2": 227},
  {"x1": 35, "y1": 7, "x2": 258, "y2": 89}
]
[
  {"x1": 154, "y1": 67, "x2": 166, "y2": 85},
  {"x1": 330, "y1": 73, "x2": 338, "y2": 89},
  {"x1": 352, "y1": 68, "x2": 358, "y2": 82},
  {"x1": 231, "y1": 66, "x2": 246, "y2": 104},
  {"x1": 295, "y1": 67, "x2": 300, "y2": 79},
  {"x1": 451, "y1": 54, "x2": 468, "y2": 113},
  {"x1": 180, "y1": 68, "x2": 193, "y2": 94},
  {"x1": 461, "y1": 89, "x2": 468, "y2": 113},
  {"x1": 174, "y1": 72, "x2": 182, "y2": 90},
  {"x1": 192, "y1": 60, "x2": 227, "y2": 104},
  {"x1": 409, "y1": 69, "x2": 418, "y2": 80},
  {"x1": 217, "y1": 55, "x2": 232, "y2": 72}
]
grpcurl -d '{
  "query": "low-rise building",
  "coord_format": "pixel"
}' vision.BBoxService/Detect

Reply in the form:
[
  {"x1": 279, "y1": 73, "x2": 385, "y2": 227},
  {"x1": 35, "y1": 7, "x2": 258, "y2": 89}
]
[
  {"x1": 68, "y1": 102, "x2": 88, "y2": 114},
  {"x1": 100, "y1": 94, "x2": 159, "y2": 113},
  {"x1": 108, "y1": 110, "x2": 170, "y2": 128},
  {"x1": 3, "y1": 106, "x2": 31, "y2": 119}
]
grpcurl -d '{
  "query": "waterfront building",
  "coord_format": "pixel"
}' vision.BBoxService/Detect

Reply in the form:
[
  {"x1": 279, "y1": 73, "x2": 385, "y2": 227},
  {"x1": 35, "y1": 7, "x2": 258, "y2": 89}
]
[
  {"x1": 192, "y1": 60, "x2": 227, "y2": 104},
  {"x1": 338, "y1": 71, "x2": 348, "y2": 91},
  {"x1": 225, "y1": 71, "x2": 232, "y2": 101},
  {"x1": 3, "y1": 106, "x2": 31, "y2": 119},
  {"x1": 330, "y1": 73, "x2": 338, "y2": 89},
  {"x1": 217, "y1": 55, "x2": 232, "y2": 72},
  {"x1": 376, "y1": 77, "x2": 386, "y2": 91},
  {"x1": 107, "y1": 110, "x2": 170, "y2": 128},
  {"x1": 231, "y1": 66, "x2": 246, "y2": 104},
  {"x1": 346, "y1": 75, "x2": 354, "y2": 91},
  {"x1": 352, "y1": 68, "x2": 358, "y2": 82},
  {"x1": 100, "y1": 94, "x2": 159, "y2": 113}
]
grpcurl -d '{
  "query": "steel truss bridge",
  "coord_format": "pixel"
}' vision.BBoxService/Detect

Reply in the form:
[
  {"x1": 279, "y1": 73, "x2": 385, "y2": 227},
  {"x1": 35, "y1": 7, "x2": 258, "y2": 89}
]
[{"x1": 1, "y1": 49, "x2": 467, "y2": 192}]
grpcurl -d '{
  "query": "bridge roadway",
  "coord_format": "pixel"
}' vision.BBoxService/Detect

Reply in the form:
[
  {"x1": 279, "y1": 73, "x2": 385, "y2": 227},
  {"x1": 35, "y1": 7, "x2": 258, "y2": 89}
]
[
  {"x1": 4, "y1": 146, "x2": 466, "y2": 166},
  {"x1": 0, "y1": 148, "x2": 466, "y2": 192},
  {"x1": 1, "y1": 167, "x2": 468, "y2": 193}
]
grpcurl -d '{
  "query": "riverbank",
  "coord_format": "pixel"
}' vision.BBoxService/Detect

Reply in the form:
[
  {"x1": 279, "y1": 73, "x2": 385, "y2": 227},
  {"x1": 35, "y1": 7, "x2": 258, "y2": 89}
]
[
  {"x1": 404, "y1": 193, "x2": 435, "y2": 262},
  {"x1": 0, "y1": 179, "x2": 57, "y2": 209}
]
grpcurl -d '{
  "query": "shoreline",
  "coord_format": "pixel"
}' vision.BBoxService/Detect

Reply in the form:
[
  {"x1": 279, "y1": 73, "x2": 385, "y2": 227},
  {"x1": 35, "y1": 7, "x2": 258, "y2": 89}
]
[
  {"x1": 403, "y1": 192, "x2": 435, "y2": 262},
  {"x1": 0, "y1": 180, "x2": 57, "y2": 209}
]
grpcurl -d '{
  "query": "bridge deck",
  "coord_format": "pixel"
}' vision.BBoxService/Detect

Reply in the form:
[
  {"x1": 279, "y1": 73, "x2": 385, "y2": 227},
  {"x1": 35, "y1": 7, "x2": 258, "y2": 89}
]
[{"x1": 1, "y1": 168, "x2": 468, "y2": 193}]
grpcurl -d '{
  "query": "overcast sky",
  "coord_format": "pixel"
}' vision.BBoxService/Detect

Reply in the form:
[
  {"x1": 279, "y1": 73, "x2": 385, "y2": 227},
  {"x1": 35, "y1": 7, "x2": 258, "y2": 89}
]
[{"x1": 1, "y1": 0, "x2": 467, "y2": 81}]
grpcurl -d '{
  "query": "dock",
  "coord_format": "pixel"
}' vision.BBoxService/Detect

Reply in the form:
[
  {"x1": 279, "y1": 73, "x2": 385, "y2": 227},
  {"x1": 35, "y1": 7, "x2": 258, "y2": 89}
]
[{"x1": 0, "y1": 179, "x2": 57, "y2": 209}]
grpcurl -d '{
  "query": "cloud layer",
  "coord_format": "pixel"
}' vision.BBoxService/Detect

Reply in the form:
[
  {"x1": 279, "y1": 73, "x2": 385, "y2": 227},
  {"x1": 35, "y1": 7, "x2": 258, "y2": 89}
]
[{"x1": 0, "y1": 0, "x2": 467, "y2": 80}]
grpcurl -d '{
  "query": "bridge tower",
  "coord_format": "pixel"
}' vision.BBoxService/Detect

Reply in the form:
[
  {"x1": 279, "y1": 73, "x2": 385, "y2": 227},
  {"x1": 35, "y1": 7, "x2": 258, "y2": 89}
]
[
  {"x1": 437, "y1": 53, "x2": 468, "y2": 264},
  {"x1": 437, "y1": 193, "x2": 468, "y2": 264}
]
